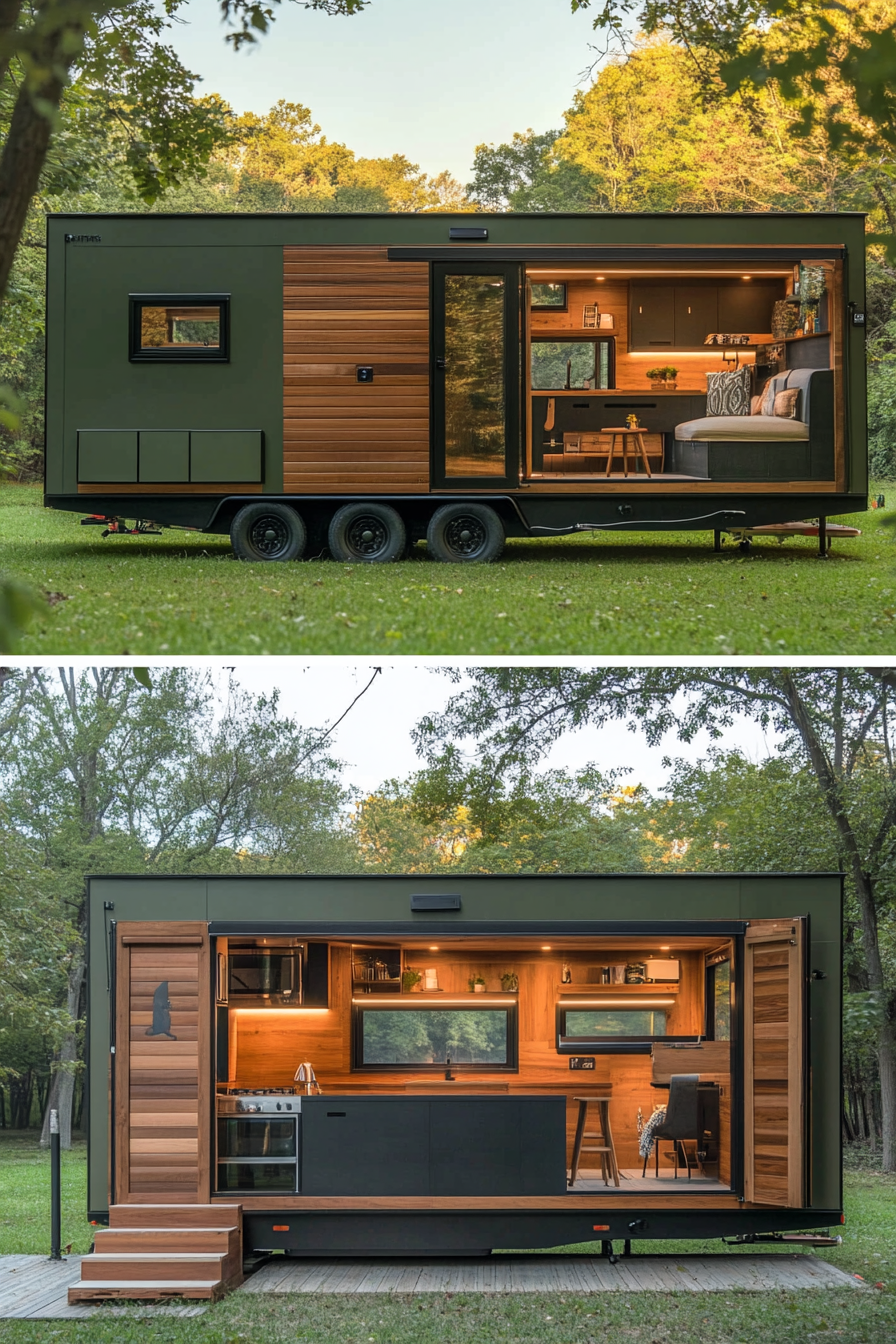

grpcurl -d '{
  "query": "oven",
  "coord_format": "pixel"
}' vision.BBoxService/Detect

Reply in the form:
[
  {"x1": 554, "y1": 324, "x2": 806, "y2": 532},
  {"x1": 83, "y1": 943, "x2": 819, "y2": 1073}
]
[{"x1": 216, "y1": 1102, "x2": 300, "y2": 1193}]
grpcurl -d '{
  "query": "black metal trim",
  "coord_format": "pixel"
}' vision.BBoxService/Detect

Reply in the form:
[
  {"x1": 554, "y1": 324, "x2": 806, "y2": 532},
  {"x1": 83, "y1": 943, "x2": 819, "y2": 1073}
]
[
  {"x1": 530, "y1": 333, "x2": 616, "y2": 392},
  {"x1": 108, "y1": 919, "x2": 117, "y2": 1209},
  {"x1": 128, "y1": 293, "x2": 231, "y2": 363},
  {"x1": 431, "y1": 261, "x2": 522, "y2": 490},
  {"x1": 209, "y1": 920, "x2": 751, "y2": 937},
  {"x1": 352, "y1": 1002, "x2": 519, "y2": 1072},
  {"x1": 390, "y1": 246, "x2": 847, "y2": 264}
]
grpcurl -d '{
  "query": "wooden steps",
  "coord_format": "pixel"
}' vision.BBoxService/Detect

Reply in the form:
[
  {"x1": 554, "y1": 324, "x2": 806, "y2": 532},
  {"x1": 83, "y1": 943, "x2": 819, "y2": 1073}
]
[{"x1": 68, "y1": 1204, "x2": 242, "y2": 1304}]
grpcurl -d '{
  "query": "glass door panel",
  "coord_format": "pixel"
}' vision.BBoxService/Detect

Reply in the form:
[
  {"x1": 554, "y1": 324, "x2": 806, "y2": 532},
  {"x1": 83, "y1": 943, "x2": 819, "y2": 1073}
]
[{"x1": 433, "y1": 264, "x2": 521, "y2": 488}]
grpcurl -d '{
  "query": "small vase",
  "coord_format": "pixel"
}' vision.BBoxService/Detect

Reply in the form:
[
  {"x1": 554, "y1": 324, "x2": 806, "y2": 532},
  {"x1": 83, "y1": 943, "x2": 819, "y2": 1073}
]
[
  {"x1": 474, "y1": 983, "x2": 485, "y2": 993},
  {"x1": 664, "y1": 380, "x2": 677, "y2": 390},
  {"x1": 650, "y1": 379, "x2": 664, "y2": 390}
]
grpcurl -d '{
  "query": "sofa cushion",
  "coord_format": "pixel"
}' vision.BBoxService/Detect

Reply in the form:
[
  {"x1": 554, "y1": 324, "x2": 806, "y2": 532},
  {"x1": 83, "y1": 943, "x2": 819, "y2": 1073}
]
[
  {"x1": 675, "y1": 415, "x2": 809, "y2": 442},
  {"x1": 774, "y1": 387, "x2": 800, "y2": 419},
  {"x1": 706, "y1": 367, "x2": 752, "y2": 416}
]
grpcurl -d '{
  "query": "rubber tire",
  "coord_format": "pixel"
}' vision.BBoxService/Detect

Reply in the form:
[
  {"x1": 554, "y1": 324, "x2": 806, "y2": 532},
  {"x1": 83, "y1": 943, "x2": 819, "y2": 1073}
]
[
  {"x1": 426, "y1": 503, "x2": 504, "y2": 563},
  {"x1": 328, "y1": 502, "x2": 406, "y2": 563},
  {"x1": 230, "y1": 503, "x2": 306, "y2": 562}
]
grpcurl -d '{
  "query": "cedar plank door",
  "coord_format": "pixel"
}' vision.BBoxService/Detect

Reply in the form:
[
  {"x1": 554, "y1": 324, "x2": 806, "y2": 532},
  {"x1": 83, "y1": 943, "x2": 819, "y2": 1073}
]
[
  {"x1": 115, "y1": 923, "x2": 211, "y2": 1204},
  {"x1": 744, "y1": 918, "x2": 806, "y2": 1207},
  {"x1": 283, "y1": 247, "x2": 431, "y2": 492}
]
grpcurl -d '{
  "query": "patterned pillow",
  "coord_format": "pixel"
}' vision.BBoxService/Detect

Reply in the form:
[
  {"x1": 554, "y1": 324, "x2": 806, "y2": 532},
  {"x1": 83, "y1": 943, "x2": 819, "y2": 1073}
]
[
  {"x1": 706, "y1": 367, "x2": 752, "y2": 417},
  {"x1": 773, "y1": 388, "x2": 800, "y2": 419}
]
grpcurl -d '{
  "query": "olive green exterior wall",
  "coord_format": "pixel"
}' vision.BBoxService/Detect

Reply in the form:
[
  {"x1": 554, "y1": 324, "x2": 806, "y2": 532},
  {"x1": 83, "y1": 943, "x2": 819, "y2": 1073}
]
[
  {"x1": 47, "y1": 211, "x2": 868, "y2": 500},
  {"x1": 86, "y1": 872, "x2": 842, "y2": 1217}
]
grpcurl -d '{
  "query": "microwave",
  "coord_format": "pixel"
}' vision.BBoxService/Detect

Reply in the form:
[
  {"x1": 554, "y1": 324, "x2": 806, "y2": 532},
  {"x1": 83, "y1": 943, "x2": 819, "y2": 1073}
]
[{"x1": 228, "y1": 940, "x2": 303, "y2": 1004}]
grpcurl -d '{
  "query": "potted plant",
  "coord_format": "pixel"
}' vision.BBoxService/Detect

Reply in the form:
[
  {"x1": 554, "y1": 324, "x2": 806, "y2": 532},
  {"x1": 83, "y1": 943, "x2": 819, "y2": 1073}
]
[
  {"x1": 500, "y1": 971, "x2": 519, "y2": 993},
  {"x1": 402, "y1": 968, "x2": 422, "y2": 993},
  {"x1": 662, "y1": 365, "x2": 678, "y2": 389},
  {"x1": 646, "y1": 365, "x2": 666, "y2": 390},
  {"x1": 468, "y1": 975, "x2": 487, "y2": 994}
]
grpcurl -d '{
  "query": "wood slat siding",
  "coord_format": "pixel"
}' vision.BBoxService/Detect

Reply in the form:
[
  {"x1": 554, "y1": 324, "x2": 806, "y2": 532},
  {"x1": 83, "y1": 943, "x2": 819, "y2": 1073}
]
[
  {"x1": 115, "y1": 922, "x2": 211, "y2": 1205},
  {"x1": 744, "y1": 919, "x2": 805, "y2": 1208},
  {"x1": 283, "y1": 247, "x2": 431, "y2": 492}
]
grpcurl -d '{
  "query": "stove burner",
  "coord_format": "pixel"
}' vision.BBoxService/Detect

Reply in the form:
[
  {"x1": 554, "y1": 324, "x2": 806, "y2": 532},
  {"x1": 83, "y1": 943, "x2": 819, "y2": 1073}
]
[{"x1": 227, "y1": 1087, "x2": 296, "y2": 1096}]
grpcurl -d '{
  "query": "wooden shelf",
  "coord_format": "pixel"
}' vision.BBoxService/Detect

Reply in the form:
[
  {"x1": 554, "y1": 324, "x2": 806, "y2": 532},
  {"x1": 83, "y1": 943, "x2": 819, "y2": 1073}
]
[
  {"x1": 556, "y1": 982, "x2": 679, "y2": 995},
  {"x1": 781, "y1": 330, "x2": 830, "y2": 343}
]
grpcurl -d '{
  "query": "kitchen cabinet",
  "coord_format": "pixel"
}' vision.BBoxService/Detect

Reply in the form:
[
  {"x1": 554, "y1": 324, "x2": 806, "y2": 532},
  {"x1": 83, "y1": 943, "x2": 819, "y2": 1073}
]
[
  {"x1": 673, "y1": 286, "x2": 718, "y2": 348},
  {"x1": 629, "y1": 281, "x2": 783, "y2": 350},
  {"x1": 628, "y1": 286, "x2": 675, "y2": 351},
  {"x1": 300, "y1": 1096, "x2": 567, "y2": 1196}
]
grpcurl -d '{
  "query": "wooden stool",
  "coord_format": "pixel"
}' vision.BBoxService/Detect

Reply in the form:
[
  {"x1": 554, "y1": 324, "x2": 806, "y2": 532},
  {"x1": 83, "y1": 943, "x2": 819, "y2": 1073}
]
[
  {"x1": 568, "y1": 1096, "x2": 620, "y2": 1187},
  {"x1": 601, "y1": 427, "x2": 653, "y2": 478}
]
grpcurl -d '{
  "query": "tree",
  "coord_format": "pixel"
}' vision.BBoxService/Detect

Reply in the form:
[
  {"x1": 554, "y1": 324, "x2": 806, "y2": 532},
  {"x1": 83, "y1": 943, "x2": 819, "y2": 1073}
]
[
  {"x1": 0, "y1": 0, "x2": 368, "y2": 304},
  {"x1": 0, "y1": 666, "x2": 356, "y2": 1145},
  {"x1": 414, "y1": 667, "x2": 896, "y2": 1168}
]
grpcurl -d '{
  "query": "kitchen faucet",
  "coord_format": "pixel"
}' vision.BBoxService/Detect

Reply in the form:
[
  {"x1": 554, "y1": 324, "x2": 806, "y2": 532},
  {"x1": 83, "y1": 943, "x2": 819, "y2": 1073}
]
[{"x1": 445, "y1": 1055, "x2": 455, "y2": 1081}]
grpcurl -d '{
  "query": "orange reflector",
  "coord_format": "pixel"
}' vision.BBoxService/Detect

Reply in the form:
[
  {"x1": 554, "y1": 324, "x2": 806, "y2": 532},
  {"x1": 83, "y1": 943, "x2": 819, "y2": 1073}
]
[
  {"x1": 593, "y1": 1225, "x2": 610, "y2": 1231},
  {"x1": 841, "y1": 1214, "x2": 846, "y2": 1224},
  {"x1": 272, "y1": 1225, "x2": 290, "y2": 1231}
]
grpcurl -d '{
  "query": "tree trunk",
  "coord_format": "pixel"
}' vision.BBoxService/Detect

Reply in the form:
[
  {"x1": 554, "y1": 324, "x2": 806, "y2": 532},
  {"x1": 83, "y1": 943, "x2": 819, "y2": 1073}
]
[
  {"x1": 879, "y1": 1018, "x2": 896, "y2": 1168},
  {"x1": 39, "y1": 955, "x2": 84, "y2": 1150},
  {"x1": 0, "y1": 17, "x2": 81, "y2": 301}
]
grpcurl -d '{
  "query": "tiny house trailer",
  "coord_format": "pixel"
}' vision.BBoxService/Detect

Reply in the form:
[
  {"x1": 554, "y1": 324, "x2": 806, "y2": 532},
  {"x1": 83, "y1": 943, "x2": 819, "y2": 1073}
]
[
  {"x1": 79, "y1": 872, "x2": 842, "y2": 1291},
  {"x1": 46, "y1": 212, "x2": 867, "y2": 562}
]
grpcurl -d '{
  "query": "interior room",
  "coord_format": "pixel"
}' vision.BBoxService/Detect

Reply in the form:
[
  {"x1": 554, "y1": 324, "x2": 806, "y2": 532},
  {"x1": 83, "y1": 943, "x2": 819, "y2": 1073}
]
[
  {"x1": 214, "y1": 934, "x2": 735, "y2": 1197},
  {"x1": 525, "y1": 260, "x2": 840, "y2": 486}
]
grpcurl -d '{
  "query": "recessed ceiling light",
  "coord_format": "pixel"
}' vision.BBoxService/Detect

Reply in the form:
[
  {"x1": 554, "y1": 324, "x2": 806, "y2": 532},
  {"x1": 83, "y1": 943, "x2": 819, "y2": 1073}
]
[
  {"x1": 742, "y1": 274, "x2": 752, "y2": 280},
  {"x1": 429, "y1": 945, "x2": 439, "y2": 951},
  {"x1": 541, "y1": 945, "x2": 552, "y2": 951}
]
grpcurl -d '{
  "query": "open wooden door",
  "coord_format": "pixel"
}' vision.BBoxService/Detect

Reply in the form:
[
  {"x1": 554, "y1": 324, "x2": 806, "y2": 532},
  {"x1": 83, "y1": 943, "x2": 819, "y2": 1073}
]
[
  {"x1": 114, "y1": 922, "x2": 211, "y2": 1204},
  {"x1": 743, "y1": 918, "x2": 806, "y2": 1207}
]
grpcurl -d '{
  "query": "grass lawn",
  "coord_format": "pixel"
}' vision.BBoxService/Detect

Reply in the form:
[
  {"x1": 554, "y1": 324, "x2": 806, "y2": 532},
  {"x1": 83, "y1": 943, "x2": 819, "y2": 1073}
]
[
  {"x1": 1, "y1": 485, "x2": 893, "y2": 656},
  {"x1": 1, "y1": 1133, "x2": 894, "y2": 1342}
]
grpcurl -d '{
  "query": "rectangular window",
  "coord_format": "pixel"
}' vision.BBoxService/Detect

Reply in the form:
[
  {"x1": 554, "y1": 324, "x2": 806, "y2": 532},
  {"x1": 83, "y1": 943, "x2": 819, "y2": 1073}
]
[
  {"x1": 443, "y1": 274, "x2": 507, "y2": 477},
  {"x1": 556, "y1": 1002, "x2": 687, "y2": 1053},
  {"x1": 531, "y1": 338, "x2": 614, "y2": 390},
  {"x1": 353, "y1": 1006, "x2": 517, "y2": 1071},
  {"x1": 530, "y1": 282, "x2": 567, "y2": 310},
  {"x1": 129, "y1": 294, "x2": 230, "y2": 362},
  {"x1": 706, "y1": 959, "x2": 732, "y2": 1041}
]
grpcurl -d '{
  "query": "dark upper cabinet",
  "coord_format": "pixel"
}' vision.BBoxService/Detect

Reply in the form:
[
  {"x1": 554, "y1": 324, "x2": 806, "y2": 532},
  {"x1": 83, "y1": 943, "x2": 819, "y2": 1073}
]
[
  {"x1": 629, "y1": 286, "x2": 675, "y2": 350},
  {"x1": 674, "y1": 286, "x2": 718, "y2": 347},
  {"x1": 717, "y1": 281, "x2": 781, "y2": 335},
  {"x1": 629, "y1": 280, "x2": 784, "y2": 349}
]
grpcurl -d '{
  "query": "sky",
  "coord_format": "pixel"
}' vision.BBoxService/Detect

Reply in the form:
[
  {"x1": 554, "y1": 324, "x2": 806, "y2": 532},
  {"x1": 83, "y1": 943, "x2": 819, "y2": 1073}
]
[
  {"x1": 172, "y1": 0, "x2": 610, "y2": 184},
  {"x1": 221, "y1": 660, "x2": 781, "y2": 799}
]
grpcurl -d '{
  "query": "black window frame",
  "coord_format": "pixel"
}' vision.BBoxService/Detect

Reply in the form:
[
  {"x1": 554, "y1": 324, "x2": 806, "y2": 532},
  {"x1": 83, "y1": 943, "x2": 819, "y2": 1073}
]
[
  {"x1": 530, "y1": 281, "x2": 568, "y2": 311},
  {"x1": 556, "y1": 1004, "x2": 698, "y2": 1055},
  {"x1": 129, "y1": 293, "x2": 230, "y2": 363},
  {"x1": 704, "y1": 954, "x2": 733, "y2": 1041},
  {"x1": 530, "y1": 334, "x2": 616, "y2": 390},
  {"x1": 352, "y1": 1002, "x2": 519, "y2": 1073}
]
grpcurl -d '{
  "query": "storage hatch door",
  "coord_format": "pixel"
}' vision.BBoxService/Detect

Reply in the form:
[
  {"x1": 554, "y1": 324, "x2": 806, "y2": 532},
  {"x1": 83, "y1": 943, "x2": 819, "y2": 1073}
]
[{"x1": 744, "y1": 917, "x2": 806, "y2": 1207}]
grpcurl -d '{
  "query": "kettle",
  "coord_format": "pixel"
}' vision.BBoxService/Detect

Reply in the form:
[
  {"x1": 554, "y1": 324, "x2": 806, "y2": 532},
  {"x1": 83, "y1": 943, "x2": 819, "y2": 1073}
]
[{"x1": 294, "y1": 1061, "x2": 321, "y2": 1095}]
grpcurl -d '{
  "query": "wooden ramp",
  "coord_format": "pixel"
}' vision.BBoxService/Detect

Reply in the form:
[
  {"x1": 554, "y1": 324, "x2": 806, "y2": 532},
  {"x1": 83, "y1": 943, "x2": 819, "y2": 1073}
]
[{"x1": 240, "y1": 1252, "x2": 860, "y2": 1295}]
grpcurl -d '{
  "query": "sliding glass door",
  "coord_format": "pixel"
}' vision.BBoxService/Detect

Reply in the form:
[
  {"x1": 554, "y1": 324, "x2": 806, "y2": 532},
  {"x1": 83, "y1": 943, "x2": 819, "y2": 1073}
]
[{"x1": 432, "y1": 264, "x2": 521, "y2": 489}]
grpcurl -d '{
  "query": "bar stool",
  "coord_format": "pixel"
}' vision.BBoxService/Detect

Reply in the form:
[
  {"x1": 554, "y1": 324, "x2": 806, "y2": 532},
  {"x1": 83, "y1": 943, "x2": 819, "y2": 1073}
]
[{"x1": 568, "y1": 1096, "x2": 620, "y2": 1187}]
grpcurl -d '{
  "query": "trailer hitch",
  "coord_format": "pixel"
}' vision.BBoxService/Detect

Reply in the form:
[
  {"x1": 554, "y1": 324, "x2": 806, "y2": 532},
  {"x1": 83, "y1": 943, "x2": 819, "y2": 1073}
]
[{"x1": 80, "y1": 515, "x2": 163, "y2": 538}]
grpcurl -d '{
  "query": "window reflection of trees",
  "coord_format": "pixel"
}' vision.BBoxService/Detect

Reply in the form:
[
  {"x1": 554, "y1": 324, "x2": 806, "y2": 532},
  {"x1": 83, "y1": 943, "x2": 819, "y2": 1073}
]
[
  {"x1": 361, "y1": 1009, "x2": 509, "y2": 1065},
  {"x1": 444, "y1": 277, "x2": 506, "y2": 476},
  {"x1": 563, "y1": 1010, "x2": 667, "y2": 1037}
]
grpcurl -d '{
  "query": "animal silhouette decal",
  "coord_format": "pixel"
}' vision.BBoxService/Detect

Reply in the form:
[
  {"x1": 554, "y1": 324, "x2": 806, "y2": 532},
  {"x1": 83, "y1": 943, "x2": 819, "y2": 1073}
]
[{"x1": 145, "y1": 981, "x2": 177, "y2": 1040}]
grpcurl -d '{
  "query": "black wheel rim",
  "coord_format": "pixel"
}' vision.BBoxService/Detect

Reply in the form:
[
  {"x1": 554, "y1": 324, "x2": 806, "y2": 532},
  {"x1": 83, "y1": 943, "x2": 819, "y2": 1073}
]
[
  {"x1": 346, "y1": 515, "x2": 390, "y2": 557},
  {"x1": 248, "y1": 513, "x2": 292, "y2": 558},
  {"x1": 444, "y1": 514, "x2": 487, "y2": 557}
]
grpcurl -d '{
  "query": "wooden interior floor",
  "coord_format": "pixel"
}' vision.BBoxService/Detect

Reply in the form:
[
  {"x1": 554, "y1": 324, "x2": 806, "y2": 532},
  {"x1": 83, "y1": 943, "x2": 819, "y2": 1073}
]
[
  {"x1": 568, "y1": 1167, "x2": 730, "y2": 1194},
  {"x1": 530, "y1": 473, "x2": 700, "y2": 482}
]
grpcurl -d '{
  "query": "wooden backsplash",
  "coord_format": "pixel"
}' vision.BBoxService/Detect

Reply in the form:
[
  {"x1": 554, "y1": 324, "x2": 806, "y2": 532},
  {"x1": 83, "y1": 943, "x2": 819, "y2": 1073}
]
[{"x1": 531, "y1": 280, "x2": 758, "y2": 392}]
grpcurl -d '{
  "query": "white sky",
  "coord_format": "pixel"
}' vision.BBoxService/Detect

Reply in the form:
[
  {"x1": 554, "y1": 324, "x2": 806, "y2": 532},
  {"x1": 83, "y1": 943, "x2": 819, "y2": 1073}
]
[
  {"x1": 220, "y1": 661, "x2": 780, "y2": 799},
  {"x1": 171, "y1": 0, "x2": 609, "y2": 184}
]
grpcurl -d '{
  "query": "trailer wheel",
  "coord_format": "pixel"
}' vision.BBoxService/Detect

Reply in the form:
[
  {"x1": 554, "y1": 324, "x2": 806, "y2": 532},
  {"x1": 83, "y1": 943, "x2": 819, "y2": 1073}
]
[
  {"x1": 426, "y1": 503, "x2": 504, "y2": 563},
  {"x1": 230, "y1": 503, "x2": 306, "y2": 562},
  {"x1": 328, "y1": 503, "x2": 406, "y2": 563}
]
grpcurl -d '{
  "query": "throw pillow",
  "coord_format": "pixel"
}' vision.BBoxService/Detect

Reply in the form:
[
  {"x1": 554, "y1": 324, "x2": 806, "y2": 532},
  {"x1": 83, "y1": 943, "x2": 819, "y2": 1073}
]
[
  {"x1": 761, "y1": 371, "x2": 789, "y2": 416},
  {"x1": 750, "y1": 394, "x2": 763, "y2": 416},
  {"x1": 706, "y1": 366, "x2": 752, "y2": 417},
  {"x1": 773, "y1": 388, "x2": 800, "y2": 419}
]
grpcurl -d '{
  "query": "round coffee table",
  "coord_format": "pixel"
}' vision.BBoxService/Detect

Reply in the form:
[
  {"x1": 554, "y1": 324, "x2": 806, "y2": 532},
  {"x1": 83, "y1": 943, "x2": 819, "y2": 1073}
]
[{"x1": 601, "y1": 427, "x2": 653, "y2": 478}]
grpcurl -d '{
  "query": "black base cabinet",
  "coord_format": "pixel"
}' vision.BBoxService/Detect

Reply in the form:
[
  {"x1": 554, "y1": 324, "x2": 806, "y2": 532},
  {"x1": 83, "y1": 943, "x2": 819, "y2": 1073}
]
[{"x1": 300, "y1": 1096, "x2": 567, "y2": 1197}]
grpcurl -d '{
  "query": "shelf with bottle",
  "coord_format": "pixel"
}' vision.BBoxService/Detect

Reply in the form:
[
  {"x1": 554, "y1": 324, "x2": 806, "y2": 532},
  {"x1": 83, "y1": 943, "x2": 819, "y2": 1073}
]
[{"x1": 351, "y1": 945, "x2": 401, "y2": 994}]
